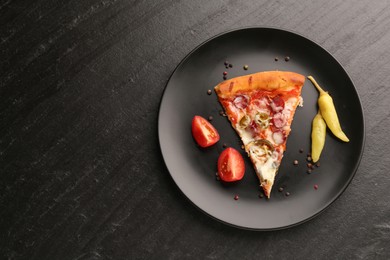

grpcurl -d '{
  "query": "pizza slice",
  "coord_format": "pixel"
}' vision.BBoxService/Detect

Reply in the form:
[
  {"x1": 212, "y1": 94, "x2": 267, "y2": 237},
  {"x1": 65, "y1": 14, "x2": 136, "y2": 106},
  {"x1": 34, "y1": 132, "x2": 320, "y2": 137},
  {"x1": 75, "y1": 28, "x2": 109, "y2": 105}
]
[{"x1": 214, "y1": 71, "x2": 305, "y2": 198}]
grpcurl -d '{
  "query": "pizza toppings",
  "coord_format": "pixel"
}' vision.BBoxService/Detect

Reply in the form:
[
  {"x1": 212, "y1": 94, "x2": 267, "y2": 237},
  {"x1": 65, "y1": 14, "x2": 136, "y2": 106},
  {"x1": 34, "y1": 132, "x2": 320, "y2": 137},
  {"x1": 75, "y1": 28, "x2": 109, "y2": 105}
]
[
  {"x1": 248, "y1": 139, "x2": 274, "y2": 162},
  {"x1": 191, "y1": 115, "x2": 220, "y2": 148},
  {"x1": 270, "y1": 96, "x2": 284, "y2": 112},
  {"x1": 272, "y1": 113, "x2": 286, "y2": 128},
  {"x1": 254, "y1": 112, "x2": 270, "y2": 129},
  {"x1": 233, "y1": 95, "x2": 249, "y2": 109},
  {"x1": 272, "y1": 131, "x2": 284, "y2": 145},
  {"x1": 239, "y1": 115, "x2": 251, "y2": 129}
]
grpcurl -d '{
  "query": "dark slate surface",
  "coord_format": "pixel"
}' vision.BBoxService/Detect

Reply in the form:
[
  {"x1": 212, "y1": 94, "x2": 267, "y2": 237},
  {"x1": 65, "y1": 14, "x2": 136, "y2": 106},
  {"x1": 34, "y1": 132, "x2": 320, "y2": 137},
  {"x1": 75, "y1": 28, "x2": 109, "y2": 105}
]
[{"x1": 1, "y1": 1, "x2": 389, "y2": 259}]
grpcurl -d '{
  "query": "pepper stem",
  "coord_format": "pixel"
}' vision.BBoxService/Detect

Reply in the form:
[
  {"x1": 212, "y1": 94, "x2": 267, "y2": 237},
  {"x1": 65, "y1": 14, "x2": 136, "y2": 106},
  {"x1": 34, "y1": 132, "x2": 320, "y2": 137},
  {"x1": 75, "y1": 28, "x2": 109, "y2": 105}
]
[{"x1": 308, "y1": 76, "x2": 326, "y2": 94}]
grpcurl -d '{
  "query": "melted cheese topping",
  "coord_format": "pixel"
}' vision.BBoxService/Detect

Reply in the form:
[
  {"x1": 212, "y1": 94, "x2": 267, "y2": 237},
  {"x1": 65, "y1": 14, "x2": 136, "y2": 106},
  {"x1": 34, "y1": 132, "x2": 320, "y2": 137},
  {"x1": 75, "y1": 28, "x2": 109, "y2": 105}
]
[
  {"x1": 232, "y1": 96, "x2": 300, "y2": 185},
  {"x1": 254, "y1": 155, "x2": 277, "y2": 183}
]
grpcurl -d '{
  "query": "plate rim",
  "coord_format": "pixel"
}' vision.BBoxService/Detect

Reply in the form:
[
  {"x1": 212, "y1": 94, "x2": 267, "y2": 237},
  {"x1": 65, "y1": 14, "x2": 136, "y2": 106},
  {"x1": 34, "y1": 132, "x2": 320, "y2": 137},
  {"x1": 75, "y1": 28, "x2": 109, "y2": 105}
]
[{"x1": 158, "y1": 26, "x2": 366, "y2": 231}]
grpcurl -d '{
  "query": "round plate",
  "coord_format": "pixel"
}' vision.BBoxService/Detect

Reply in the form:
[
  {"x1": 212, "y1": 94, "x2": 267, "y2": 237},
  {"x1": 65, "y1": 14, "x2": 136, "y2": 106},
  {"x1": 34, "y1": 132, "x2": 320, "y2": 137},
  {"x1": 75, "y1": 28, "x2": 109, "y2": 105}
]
[{"x1": 158, "y1": 27, "x2": 365, "y2": 230}]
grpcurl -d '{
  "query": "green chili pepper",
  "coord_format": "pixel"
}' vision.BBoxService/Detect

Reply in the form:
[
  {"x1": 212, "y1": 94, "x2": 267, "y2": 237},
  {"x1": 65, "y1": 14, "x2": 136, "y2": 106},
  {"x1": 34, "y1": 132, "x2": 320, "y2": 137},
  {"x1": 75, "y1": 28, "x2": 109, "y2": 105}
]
[
  {"x1": 239, "y1": 115, "x2": 250, "y2": 129},
  {"x1": 308, "y1": 76, "x2": 350, "y2": 142},
  {"x1": 311, "y1": 112, "x2": 326, "y2": 163},
  {"x1": 255, "y1": 112, "x2": 270, "y2": 129}
]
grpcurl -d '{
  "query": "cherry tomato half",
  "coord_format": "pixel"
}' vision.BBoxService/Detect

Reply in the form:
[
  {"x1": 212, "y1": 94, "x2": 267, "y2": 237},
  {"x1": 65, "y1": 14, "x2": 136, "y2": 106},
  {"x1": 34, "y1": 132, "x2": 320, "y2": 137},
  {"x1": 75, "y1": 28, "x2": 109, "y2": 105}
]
[
  {"x1": 217, "y1": 147, "x2": 245, "y2": 182},
  {"x1": 191, "y1": 115, "x2": 220, "y2": 148}
]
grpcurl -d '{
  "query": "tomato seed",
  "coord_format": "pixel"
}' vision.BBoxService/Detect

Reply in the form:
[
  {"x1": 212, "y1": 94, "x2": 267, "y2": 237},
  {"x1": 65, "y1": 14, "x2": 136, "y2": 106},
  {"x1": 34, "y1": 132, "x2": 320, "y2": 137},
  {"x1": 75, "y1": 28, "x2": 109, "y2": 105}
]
[
  {"x1": 307, "y1": 169, "x2": 312, "y2": 174},
  {"x1": 207, "y1": 89, "x2": 212, "y2": 95},
  {"x1": 314, "y1": 184, "x2": 318, "y2": 190},
  {"x1": 223, "y1": 143, "x2": 227, "y2": 148},
  {"x1": 234, "y1": 195, "x2": 239, "y2": 200},
  {"x1": 285, "y1": 192, "x2": 290, "y2": 197},
  {"x1": 275, "y1": 57, "x2": 279, "y2": 61},
  {"x1": 278, "y1": 187, "x2": 284, "y2": 192},
  {"x1": 293, "y1": 160, "x2": 298, "y2": 165},
  {"x1": 223, "y1": 71, "x2": 227, "y2": 76},
  {"x1": 208, "y1": 116, "x2": 213, "y2": 121},
  {"x1": 285, "y1": 56, "x2": 290, "y2": 61},
  {"x1": 299, "y1": 148, "x2": 304, "y2": 153},
  {"x1": 243, "y1": 65, "x2": 249, "y2": 70}
]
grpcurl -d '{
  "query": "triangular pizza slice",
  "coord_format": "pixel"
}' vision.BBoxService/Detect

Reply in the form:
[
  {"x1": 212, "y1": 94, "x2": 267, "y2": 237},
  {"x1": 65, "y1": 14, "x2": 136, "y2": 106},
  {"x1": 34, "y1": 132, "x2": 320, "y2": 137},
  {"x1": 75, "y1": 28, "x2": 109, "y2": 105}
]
[{"x1": 214, "y1": 71, "x2": 305, "y2": 198}]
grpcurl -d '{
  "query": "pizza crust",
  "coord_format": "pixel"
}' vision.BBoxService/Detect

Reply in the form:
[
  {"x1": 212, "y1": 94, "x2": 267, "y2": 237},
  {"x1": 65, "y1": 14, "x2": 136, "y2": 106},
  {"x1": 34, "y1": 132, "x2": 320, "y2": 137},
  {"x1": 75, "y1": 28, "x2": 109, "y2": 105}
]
[{"x1": 214, "y1": 71, "x2": 305, "y2": 99}]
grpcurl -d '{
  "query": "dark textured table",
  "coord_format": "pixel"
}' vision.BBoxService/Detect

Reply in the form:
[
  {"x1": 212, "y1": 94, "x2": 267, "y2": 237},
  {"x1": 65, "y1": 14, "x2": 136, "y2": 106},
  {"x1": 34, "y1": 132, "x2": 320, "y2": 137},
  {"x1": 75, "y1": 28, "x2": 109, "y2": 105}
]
[{"x1": 1, "y1": 1, "x2": 389, "y2": 259}]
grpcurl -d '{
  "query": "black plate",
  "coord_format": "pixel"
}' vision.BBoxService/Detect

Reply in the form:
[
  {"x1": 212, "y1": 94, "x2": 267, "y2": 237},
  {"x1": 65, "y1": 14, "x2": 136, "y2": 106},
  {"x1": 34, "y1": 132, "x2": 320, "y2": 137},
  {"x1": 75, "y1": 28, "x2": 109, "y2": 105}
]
[{"x1": 158, "y1": 27, "x2": 365, "y2": 230}]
